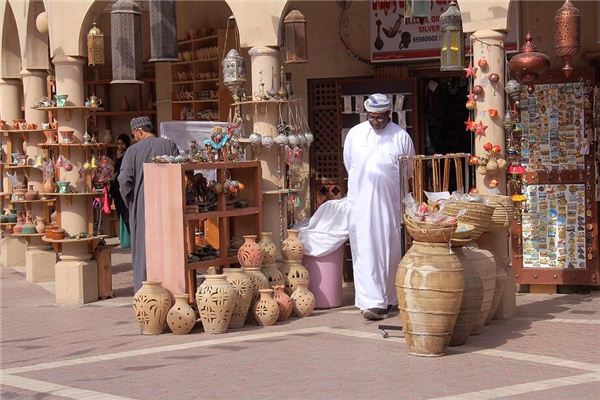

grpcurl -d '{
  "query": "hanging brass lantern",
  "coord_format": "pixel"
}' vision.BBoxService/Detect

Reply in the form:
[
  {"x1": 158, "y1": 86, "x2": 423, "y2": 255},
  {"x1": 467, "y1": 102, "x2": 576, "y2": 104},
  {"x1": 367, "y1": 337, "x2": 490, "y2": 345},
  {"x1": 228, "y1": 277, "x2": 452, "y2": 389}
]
[
  {"x1": 508, "y1": 32, "x2": 550, "y2": 94},
  {"x1": 111, "y1": 0, "x2": 143, "y2": 84},
  {"x1": 148, "y1": 0, "x2": 178, "y2": 62},
  {"x1": 222, "y1": 49, "x2": 246, "y2": 102},
  {"x1": 439, "y1": 1, "x2": 464, "y2": 72},
  {"x1": 554, "y1": 0, "x2": 580, "y2": 77},
  {"x1": 87, "y1": 21, "x2": 105, "y2": 67},
  {"x1": 283, "y1": 10, "x2": 308, "y2": 64}
]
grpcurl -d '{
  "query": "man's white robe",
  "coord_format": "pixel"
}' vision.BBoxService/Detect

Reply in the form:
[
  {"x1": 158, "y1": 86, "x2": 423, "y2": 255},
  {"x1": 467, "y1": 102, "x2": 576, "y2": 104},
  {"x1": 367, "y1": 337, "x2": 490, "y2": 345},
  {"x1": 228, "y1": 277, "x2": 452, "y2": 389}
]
[{"x1": 343, "y1": 120, "x2": 415, "y2": 310}]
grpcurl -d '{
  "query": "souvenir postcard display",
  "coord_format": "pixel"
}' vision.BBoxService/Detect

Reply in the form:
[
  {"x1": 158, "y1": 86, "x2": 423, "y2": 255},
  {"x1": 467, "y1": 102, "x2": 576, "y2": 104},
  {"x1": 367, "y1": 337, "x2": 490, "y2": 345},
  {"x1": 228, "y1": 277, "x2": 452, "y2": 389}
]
[{"x1": 519, "y1": 81, "x2": 596, "y2": 270}]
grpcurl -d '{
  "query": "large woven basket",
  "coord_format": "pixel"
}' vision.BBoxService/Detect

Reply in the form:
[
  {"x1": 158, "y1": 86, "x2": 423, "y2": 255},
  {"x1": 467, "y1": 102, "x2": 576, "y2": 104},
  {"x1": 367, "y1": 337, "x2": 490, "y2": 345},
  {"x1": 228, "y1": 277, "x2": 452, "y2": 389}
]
[
  {"x1": 403, "y1": 214, "x2": 457, "y2": 243},
  {"x1": 442, "y1": 201, "x2": 494, "y2": 240},
  {"x1": 480, "y1": 194, "x2": 514, "y2": 232}
]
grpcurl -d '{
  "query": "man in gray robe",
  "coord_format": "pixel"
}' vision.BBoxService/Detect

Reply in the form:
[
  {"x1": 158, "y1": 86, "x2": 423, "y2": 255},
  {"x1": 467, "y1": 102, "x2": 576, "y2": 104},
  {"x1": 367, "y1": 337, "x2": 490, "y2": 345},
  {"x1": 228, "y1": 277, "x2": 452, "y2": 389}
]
[{"x1": 119, "y1": 116, "x2": 179, "y2": 293}]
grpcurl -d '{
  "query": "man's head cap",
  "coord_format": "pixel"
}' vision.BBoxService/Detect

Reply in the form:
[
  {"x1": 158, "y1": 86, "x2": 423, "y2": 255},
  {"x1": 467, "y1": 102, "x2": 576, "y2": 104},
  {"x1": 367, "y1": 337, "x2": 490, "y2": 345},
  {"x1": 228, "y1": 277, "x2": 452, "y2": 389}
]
[
  {"x1": 130, "y1": 116, "x2": 153, "y2": 132},
  {"x1": 364, "y1": 93, "x2": 392, "y2": 113}
]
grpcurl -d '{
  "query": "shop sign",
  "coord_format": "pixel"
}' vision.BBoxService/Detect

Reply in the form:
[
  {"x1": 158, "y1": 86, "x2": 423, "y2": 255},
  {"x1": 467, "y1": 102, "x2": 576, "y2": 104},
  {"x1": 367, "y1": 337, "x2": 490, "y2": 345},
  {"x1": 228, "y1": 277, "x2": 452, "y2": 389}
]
[{"x1": 370, "y1": 0, "x2": 519, "y2": 62}]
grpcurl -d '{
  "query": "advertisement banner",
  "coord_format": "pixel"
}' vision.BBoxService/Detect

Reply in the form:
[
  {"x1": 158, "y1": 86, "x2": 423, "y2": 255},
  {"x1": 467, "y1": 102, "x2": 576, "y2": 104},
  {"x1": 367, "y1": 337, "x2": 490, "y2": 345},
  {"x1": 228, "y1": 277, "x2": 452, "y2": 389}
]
[{"x1": 371, "y1": 0, "x2": 519, "y2": 62}]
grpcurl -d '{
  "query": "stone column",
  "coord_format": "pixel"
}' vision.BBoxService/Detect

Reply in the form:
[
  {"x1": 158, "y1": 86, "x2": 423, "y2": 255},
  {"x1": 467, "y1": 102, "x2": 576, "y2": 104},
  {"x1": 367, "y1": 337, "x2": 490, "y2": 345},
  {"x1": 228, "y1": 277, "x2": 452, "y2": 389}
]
[
  {"x1": 472, "y1": 29, "x2": 515, "y2": 320},
  {"x1": 51, "y1": 55, "x2": 98, "y2": 304},
  {"x1": 248, "y1": 46, "x2": 287, "y2": 250},
  {"x1": 0, "y1": 78, "x2": 27, "y2": 266}
]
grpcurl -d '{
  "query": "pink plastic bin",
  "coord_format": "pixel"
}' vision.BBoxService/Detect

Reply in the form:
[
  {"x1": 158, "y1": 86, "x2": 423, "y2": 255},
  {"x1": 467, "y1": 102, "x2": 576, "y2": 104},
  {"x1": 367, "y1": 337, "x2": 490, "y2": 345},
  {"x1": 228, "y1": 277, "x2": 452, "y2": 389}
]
[{"x1": 302, "y1": 244, "x2": 345, "y2": 309}]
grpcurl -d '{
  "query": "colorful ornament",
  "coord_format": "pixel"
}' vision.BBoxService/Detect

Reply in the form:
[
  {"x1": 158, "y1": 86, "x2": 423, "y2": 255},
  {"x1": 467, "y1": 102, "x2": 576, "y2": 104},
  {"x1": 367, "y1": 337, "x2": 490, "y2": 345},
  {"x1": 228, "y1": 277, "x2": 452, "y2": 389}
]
[
  {"x1": 483, "y1": 142, "x2": 493, "y2": 151},
  {"x1": 474, "y1": 121, "x2": 488, "y2": 136},
  {"x1": 464, "y1": 116, "x2": 476, "y2": 132},
  {"x1": 465, "y1": 62, "x2": 477, "y2": 78},
  {"x1": 472, "y1": 85, "x2": 484, "y2": 96},
  {"x1": 466, "y1": 100, "x2": 477, "y2": 110},
  {"x1": 488, "y1": 108, "x2": 498, "y2": 118},
  {"x1": 466, "y1": 92, "x2": 477, "y2": 102},
  {"x1": 477, "y1": 58, "x2": 488, "y2": 69},
  {"x1": 488, "y1": 73, "x2": 500, "y2": 83},
  {"x1": 489, "y1": 178, "x2": 499, "y2": 188}
]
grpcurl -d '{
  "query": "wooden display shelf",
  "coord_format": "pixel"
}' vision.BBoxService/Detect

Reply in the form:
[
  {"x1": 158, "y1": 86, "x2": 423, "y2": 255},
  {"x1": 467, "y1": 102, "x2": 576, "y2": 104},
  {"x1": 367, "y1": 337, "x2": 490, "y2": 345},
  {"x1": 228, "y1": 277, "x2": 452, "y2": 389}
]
[
  {"x1": 11, "y1": 199, "x2": 55, "y2": 204},
  {"x1": 177, "y1": 34, "x2": 219, "y2": 46},
  {"x1": 231, "y1": 99, "x2": 301, "y2": 107},
  {"x1": 184, "y1": 206, "x2": 260, "y2": 221},
  {"x1": 173, "y1": 78, "x2": 219, "y2": 85},
  {"x1": 32, "y1": 106, "x2": 104, "y2": 111},
  {"x1": 172, "y1": 57, "x2": 219, "y2": 66},
  {"x1": 262, "y1": 189, "x2": 302, "y2": 195},
  {"x1": 11, "y1": 233, "x2": 44, "y2": 238},
  {"x1": 4, "y1": 165, "x2": 38, "y2": 170},
  {"x1": 172, "y1": 99, "x2": 219, "y2": 104},
  {"x1": 186, "y1": 256, "x2": 238, "y2": 271},
  {"x1": 39, "y1": 192, "x2": 102, "y2": 197},
  {"x1": 181, "y1": 160, "x2": 260, "y2": 172},
  {"x1": 1, "y1": 129, "x2": 57, "y2": 134},
  {"x1": 94, "y1": 110, "x2": 156, "y2": 117},
  {"x1": 37, "y1": 143, "x2": 109, "y2": 148},
  {"x1": 84, "y1": 78, "x2": 156, "y2": 85},
  {"x1": 42, "y1": 235, "x2": 107, "y2": 243},
  {"x1": 0, "y1": 222, "x2": 16, "y2": 226}
]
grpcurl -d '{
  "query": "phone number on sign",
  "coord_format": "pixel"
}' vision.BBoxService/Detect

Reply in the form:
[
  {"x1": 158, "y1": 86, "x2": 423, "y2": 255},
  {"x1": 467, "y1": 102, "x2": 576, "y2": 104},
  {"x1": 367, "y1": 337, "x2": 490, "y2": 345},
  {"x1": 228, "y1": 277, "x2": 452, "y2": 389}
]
[{"x1": 413, "y1": 35, "x2": 440, "y2": 43}]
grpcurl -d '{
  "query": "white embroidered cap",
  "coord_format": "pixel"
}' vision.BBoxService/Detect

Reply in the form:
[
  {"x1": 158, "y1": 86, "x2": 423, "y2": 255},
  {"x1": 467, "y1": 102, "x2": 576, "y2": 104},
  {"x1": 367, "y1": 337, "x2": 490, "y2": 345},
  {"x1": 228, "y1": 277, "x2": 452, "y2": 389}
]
[{"x1": 364, "y1": 93, "x2": 392, "y2": 113}]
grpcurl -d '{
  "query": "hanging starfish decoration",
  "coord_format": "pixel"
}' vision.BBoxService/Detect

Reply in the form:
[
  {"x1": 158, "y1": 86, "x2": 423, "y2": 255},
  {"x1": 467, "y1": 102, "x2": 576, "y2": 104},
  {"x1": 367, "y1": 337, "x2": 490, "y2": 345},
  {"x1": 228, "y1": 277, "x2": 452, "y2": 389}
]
[
  {"x1": 466, "y1": 92, "x2": 477, "y2": 102},
  {"x1": 465, "y1": 62, "x2": 478, "y2": 78},
  {"x1": 464, "y1": 115, "x2": 475, "y2": 132},
  {"x1": 474, "y1": 120, "x2": 488, "y2": 136}
]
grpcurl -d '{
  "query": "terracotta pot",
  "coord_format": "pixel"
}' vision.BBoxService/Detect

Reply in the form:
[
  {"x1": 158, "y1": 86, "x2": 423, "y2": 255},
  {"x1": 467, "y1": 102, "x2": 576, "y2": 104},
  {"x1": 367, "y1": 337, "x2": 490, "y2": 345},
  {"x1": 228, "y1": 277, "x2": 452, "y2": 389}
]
[
  {"x1": 290, "y1": 279, "x2": 315, "y2": 318},
  {"x1": 280, "y1": 260, "x2": 310, "y2": 296},
  {"x1": 258, "y1": 232, "x2": 277, "y2": 264},
  {"x1": 244, "y1": 267, "x2": 269, "y2": 324},
  {"x1": 195, "y1": 274, "x2": 235, "y2": 334},
  {"x1": 261, "y1": 264, "x2": 285, "y2": 288},
  {"x1": 272, "y1": 285, "x2": 293, "y2": 321},
  {"x1": 282, "y1": 229, "x2": 303, "y2": 261},
  {"x1": 59, "y1": 130, "x2": 75, "y2": 144},
  {"x1": 223, "y1": 268, "x2": 253, "y2": 329},
  {"x1": 43, "y1": 130, "x2": 57, "y2": 144},
  {"x1": 43, "y1": 179, "x2": 56, "y2": 194},
  {"x1": 167, "y1": 294, "x2": 197, "y2": 335},
  {"x1": 237, "y1": 235, "x2": 263, "y2": 268},
  {"x1": 24, "y1": 185, "x2": 39, "y2": 201},
  {"x1": 486, "y1": 254, "x2": 508, "y2": 325},
  {"x1": 132, "y1": 281, "x2": 172, "y2": 335},
  {"x1": 253, "y1": 289, "x2": 280, "y2": 326},
  {"x1": 396, "y1": 241, "x2": 464, "y2": 357},
  {"x1": 34, "y1": 217, "x2": 46, "y2": 234},
  {"x1": 13, "y1": 212, "x2": 25, "y2": 233},
  {"x1": 449, "y1": 246, "x2": 485, "y2": 346}
]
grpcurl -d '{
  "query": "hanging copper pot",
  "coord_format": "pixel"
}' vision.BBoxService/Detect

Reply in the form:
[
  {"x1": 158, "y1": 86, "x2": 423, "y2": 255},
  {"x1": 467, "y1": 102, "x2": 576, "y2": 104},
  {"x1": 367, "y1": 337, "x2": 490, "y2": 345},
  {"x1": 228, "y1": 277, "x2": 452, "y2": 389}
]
[
  {"x1": 508, "y1": 32, "x2": 550, "y2": 94},
  {"x1": 554, "y1": 0, "x2": 580, "y2": 77}
]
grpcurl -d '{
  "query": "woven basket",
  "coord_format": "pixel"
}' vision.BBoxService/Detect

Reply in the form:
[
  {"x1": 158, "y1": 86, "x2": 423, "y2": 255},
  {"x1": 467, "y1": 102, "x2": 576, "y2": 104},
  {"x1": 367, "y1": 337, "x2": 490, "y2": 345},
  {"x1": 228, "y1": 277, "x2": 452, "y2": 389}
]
[
  {"x1": 442, "y1": 201, "x2": 494, "y2": 239},
  {"x1": 480, "y1": 194, "x2": 514, "y2": 232},
  {"x1": 403, "y1": 214, "x2": 457, "y2": 243}
]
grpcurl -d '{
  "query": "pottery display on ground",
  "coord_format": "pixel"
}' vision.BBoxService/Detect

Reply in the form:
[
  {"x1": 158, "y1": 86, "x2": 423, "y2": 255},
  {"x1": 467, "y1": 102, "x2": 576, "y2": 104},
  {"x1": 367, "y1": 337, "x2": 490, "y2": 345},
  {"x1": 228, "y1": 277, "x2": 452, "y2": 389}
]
[
  {"x1": 166, "y1": 294, "x2": 197, "y2": 335},
  {"x1": 272, "y1": 285, "x2": 293, "y2": 321},
  {"x1": 396, "y1": 241, "x2": 464, "y2": 357},
  {"x1": 279, "y1": 260, "x2": 310, "y2": 296},
  {"x1": 469, "y1": 246, "x2": 496, "y2": 335},
  {"x1": 261, "y1": 264, "x2": 285, "y2": 288},
  {"x1": 237, "y1": 235, "x2": 264, "y2": 268},
  {"x1": 132, "y1": 281, "x2": 172, "y2": 335},
  {"x1": 253, "y1": 289, "x2": 280, "y2": 326},
  {"x1": 486, "y1": 255, "x2": 509, "y2": 325},
  {"x1": 244, "y1": 267, "x2": 270, "y2": 324},
  {"x1": 290, "y1": 279, "x2": 315, "y2": 318},
  {"x1": 223, "y1": 267, "x2": 253, "y2": 329},
  {"x1": 195, "y1": 274, "x2": 236, "y2": 334},
  {"x1": 258, "y1": 232, "x2": 277, "y2": 264},
  {"x1": 282, "y1": 229, "x2": 304, "y2": 261}
]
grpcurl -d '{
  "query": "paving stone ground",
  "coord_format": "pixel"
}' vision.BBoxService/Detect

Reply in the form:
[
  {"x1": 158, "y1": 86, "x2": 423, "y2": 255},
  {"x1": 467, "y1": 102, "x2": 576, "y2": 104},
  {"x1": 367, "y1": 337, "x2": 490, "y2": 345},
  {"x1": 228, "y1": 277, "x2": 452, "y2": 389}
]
[{"x1": 1, "y1": 247, "x2": 599, "y2": 400}]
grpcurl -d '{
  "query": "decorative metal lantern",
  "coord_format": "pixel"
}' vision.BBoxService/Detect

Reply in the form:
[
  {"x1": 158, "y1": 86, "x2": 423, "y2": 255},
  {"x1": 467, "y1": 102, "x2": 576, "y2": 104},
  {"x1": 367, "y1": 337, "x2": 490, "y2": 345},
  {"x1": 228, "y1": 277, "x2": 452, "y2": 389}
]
[
  {"x1": 508, "y1": 32, "x2": 550, "y2": 94},
  {"x1": 111, "y1": 0, "x2": 143, "y2": 84},
  {"x1": 222, "y1": 49, "x2": 246, "y2": 102},
  {"x1": 283, "y1": 10, "x2": 308, "y2": 64},
  {"x1": 87, "y1": 21, "x2": 105, "y2": 67},
  {"x1": 505, "y1": 79, "x2": 522, "y2": 103},
  {"x1": 439, "y1": 1, "x2": 464, "y2": 72},
  {"x1": 148, "y1": 0, "x2": 178, "y2": 62},
  {"x1": 554, "y1": 0, "x2": 580, "y2": 78}
]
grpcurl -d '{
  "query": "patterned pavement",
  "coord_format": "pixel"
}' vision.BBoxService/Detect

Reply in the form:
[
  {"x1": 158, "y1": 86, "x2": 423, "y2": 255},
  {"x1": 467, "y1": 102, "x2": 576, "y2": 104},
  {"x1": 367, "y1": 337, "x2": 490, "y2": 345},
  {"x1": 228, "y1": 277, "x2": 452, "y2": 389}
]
[{"x1": 1, "y1": 248, "x2": 599, "y2": 400}]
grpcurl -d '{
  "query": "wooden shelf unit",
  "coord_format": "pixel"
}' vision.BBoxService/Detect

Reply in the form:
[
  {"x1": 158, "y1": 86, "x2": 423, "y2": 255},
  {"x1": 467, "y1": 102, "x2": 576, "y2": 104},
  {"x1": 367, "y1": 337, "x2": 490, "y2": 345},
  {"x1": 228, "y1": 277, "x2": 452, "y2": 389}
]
[
  {"x1": 171, "y1": 29, "x2": 237, "y2": 123},
  {"x1": 144, "y1": 160, "x2": 262, "y2": 302}
]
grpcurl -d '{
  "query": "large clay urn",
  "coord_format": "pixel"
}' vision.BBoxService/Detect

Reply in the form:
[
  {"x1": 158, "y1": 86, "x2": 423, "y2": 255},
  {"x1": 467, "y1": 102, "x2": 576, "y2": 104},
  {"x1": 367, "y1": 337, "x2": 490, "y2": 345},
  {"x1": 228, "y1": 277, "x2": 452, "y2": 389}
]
[
  {"x1": 258, "y1": 232, "x2": 277, "y2": 264},
  {"x1": 166, "y1": 294, "x2": 197, "y2": 335},
  {"x1": 396, "y1": 242, "x2": 464, "y2": 357},
  {"x1": 133, "y1": 281, "x2": 172, "y2": 335},
  {"x1": 223, "y1": 267, "x2": 253, "y2": 329},
  {"x1": 195, "y1": 275, "x2": 236, "y2": 334},
  {"x1": 290, "y1": 279, "x2": 315, "y2": 318},
  {"x1": 486, "y1": 255, "x2": 509, "y2": 325},
  {"x1": 253, "y1": 288, "x2": 280, "y2": 326},
  {"x1": 469, "y1": 245, "x2": 497, "y2": 335},
  {"x1": 280, "y1": 260, "x2": 310, "y2": 296},
  {"x1": 237, "y1": 235, "x2": 264, "y2": 267},
  {"x1": 282, "y1": 229, "x2": 303, "y2": 261},
  {"x1": 272, "y1": 284, "x2": 293, "y2": 321}
]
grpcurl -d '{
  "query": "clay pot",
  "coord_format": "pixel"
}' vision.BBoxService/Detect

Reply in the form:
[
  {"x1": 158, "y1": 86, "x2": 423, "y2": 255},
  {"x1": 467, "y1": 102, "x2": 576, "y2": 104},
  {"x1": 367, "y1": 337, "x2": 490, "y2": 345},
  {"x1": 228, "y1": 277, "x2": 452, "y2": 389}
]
[
  {"x1": 21, "y1": 212, "x2": 36, "y2": 234},
  {"x1": 468, "y1": 246, "x2": 496, "y2": 335},
  {"x1": 13, "y1": 212, "x2": 25, "y2": 233},
  {"x1": 43, "y1": 179, "x2": 56, "y2": 194},
  {"x1": 59, "y1": 130, "x2": 75, "y2": 144},
  {"x1": 195, "y1": 275, "x2": 235, "y2": 334},
  {"x1": 279, "y1": 260, "x2": 310, "y2": 296},
  {"x1": 24, "y1": 185, "x2": 39, "y2": 201},
  {"x1": 486, "y1": 254, "x2": 509, "y2": 325},
  {"x1": 272, "y1": 285, "x2": 293, "y2": 321},
  {"x1": 449, "y1": 246, "x2": 485, "y2": 346},
  {"x1": 290, "y1": 279, "x2": 315, "y2": 318},
  {"x1": 253, "y1": 289, "x2": 280, "y2": 326},
  {"x1": 261, "y1": 264, "x2": 285, "y2": 288},
  {"x1": 132, "y1": 281, "x2": 172, "y2": 335},
  {"x1": 282, "y1": 229, "x2": 303, "y2": 261},
  {"x1": 166, "y1": 294, "x2": 196, "y2": 335},
  {"x1": 223, "y1": 268, "x2": 253, "y2": 329},
  {"x1": 8, "y1": 209, "x2": 17, "y2": 223},
  {"x1": 34, "y1": 217, "x2": 46, "y2": 234},
  {"x1": 44, "y1": 130, "x2": 57, "y2": 144},
  {"x1": 237, "y1": 235, "x2": 264, "y2": 267},
  {"x1": 101, "y1": 129, "x2": 113, "y2": 144},
  {"x1": 396, "y1": 241, "x2": 464, "y2": 357},
  {"x1": 244, "y1": 267, "x2": 269, "y2": 324},
  {"x1": 258, "y1": 232, "x2": 277, "y2": 264}
]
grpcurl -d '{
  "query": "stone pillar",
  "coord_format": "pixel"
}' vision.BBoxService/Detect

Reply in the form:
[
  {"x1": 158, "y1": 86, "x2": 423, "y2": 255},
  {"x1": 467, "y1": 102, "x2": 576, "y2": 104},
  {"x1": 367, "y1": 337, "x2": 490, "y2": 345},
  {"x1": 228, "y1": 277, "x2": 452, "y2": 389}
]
[
  {"x1": 50, "y1": 55, "x2": 98, "y2": 304},
  {"x1": 0, "y1": 78, "x2": 26, "y2": 266},
  {"x1": 472, "y1": 29, "x2": 515, "y2": 319},
  {"x1": 25, "y1": 237, "x2": 57, "y2": 283},
  {"x1": 248, "y1": 46, "x2": 287, "y2": 249}
]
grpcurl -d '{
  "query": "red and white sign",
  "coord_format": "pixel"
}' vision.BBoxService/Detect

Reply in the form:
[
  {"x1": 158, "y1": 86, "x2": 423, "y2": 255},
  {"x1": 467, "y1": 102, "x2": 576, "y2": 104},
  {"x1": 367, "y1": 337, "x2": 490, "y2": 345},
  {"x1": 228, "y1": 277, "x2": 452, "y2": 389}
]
[{"x1": 370, "y1": 0, "x2": 519, "y2": 62}]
